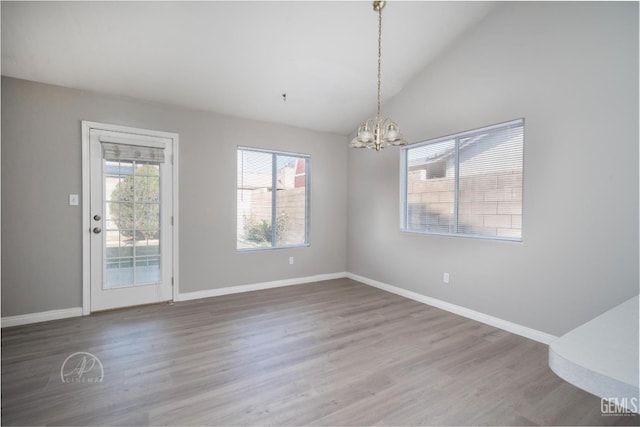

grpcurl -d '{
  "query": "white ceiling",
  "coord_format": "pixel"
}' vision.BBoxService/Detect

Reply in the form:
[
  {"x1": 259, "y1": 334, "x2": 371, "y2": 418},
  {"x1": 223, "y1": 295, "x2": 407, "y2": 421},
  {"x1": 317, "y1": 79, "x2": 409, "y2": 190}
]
[{"x1": 1, "y1": 1, "x2": 495, "y2": 136}]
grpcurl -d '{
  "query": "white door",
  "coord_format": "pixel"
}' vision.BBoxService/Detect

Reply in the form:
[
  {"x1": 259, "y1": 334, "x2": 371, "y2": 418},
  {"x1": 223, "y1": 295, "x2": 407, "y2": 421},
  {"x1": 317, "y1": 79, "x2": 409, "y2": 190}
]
[{"x1": 86, "y1": 125, "x2": 174, "y2": 312}]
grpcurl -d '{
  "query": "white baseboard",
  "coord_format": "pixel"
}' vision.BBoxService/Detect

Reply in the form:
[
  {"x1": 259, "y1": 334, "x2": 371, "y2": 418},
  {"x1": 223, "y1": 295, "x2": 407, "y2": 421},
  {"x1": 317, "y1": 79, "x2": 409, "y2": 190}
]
[
  {"x1": 346, "y1": 272, "x2": 557, "y2": 345},
  {"x1": 1, "y1": 273, "x2": 558, "y2": 345},
  {"x1": 1, "y1": 307, "x2": 83, "y2": 328},
  {"x1": 176, "y1": 272, "x2": 348, "y2": 302}
]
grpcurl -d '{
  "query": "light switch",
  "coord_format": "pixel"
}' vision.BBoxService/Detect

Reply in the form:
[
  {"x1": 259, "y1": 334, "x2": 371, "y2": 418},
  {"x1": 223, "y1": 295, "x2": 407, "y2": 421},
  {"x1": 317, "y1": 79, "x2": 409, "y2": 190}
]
[{"x1": 69, "y1": 194, "x2": 79, "y2": 206}]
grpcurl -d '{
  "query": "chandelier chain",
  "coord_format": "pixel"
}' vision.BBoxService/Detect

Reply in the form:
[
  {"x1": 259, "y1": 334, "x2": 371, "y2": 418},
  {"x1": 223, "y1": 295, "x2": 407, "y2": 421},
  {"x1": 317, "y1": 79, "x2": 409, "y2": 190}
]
[
  {"x1": 349, "y1": 1, "x2": 406, "y2": 151},
  {"x1": 377, "y1": 6, "x2": 382, "y2": 123}
]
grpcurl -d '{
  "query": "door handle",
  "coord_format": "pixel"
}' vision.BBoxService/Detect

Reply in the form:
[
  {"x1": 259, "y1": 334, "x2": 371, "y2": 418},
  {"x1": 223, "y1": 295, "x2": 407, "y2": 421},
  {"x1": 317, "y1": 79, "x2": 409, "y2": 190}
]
[
  {"x1": 92, "y1": 227, "x2": 102, "y2": 234},
  {"x1": 93, "y1": 214, "x2": 101, "y2": 221}
]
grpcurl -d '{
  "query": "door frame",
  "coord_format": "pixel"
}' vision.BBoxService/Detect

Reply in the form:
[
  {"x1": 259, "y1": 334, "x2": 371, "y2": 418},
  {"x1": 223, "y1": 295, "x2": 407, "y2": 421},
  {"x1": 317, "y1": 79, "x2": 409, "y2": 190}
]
[{"x1": 81, "y1": 121, "x2": 180, "y2": 315}]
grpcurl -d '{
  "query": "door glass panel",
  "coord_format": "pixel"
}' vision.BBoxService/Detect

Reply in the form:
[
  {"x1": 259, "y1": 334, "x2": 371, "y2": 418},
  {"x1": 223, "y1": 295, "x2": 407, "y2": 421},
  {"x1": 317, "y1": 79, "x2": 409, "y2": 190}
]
[
  {"x1": 135, "y1": 162, "x2": 159, "y2": 176},
  {"x1": 103, "y1": 157, "x2": 161, "y2": 289},
  {"x1": 106, "y1": 257, "x2": 134, "y2": 288},
  {"x1": 134, "y1": 233, "x2": 160, "y2": 284}
]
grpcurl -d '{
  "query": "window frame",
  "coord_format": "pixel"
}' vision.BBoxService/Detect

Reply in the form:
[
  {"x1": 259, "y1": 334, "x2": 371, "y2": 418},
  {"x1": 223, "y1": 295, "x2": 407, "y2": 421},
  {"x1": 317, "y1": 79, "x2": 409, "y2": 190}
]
[
  {"x1": 400, "y1": 118, "x2": 524, "y2": 242},
  {"x1": 237, "y1": 146, "x2": 311, "y2": 251}
]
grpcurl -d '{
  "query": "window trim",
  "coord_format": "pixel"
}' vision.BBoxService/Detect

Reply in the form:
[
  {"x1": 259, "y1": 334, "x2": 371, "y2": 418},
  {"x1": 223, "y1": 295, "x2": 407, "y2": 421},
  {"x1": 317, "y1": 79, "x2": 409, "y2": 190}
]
[
  {"x1": 400, "y1": 118, "x2": 524, "y2": 242},
  {"x1": 237, "y1": 146, "x2": 311, "y2": 251}
]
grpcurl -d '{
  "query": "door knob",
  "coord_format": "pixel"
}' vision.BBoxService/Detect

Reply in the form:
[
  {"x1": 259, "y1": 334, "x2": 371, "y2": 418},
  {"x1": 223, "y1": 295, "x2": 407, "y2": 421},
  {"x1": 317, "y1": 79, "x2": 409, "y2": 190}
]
[
  {"x1": 93, "y1": 214, "x2": 101, "y2": 221},
  {"x1": 92, "y1": 227, "x2": 102, "y2": 234}
]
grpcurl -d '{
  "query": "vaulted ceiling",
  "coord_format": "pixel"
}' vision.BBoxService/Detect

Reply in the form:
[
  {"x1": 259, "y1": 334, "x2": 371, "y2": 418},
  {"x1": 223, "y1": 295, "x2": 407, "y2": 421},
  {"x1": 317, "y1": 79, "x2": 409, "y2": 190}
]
[{"x1": 1, "y1": 1, "x2": 495, "y2": 135}]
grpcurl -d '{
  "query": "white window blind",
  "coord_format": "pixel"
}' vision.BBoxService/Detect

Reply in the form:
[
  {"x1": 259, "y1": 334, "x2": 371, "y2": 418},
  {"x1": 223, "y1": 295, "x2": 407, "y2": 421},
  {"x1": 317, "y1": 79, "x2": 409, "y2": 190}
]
[
  {"x1": 102, "y1": 142, "x2": 165, "y2": 163},
  {"x1": 401, "y1": 119, "x2": 524, "y2": 241}
]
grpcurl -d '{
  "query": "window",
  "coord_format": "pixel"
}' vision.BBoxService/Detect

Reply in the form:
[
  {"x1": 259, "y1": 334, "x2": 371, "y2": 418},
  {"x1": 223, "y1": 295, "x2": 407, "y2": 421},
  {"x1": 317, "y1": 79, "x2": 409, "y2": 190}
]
[
  {"x1": 237, "y1": 147, "x2": 310, "y2": 250},
  {"x1": 401, "y1": 119, "x2": 524, "y2": 241}
]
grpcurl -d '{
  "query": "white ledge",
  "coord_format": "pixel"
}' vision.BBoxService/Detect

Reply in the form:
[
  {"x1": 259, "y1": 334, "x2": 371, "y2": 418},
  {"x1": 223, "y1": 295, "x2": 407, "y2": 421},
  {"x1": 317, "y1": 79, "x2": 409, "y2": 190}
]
[{"x1": 549, "y1": 295, "x2": 639, "y2": 413}]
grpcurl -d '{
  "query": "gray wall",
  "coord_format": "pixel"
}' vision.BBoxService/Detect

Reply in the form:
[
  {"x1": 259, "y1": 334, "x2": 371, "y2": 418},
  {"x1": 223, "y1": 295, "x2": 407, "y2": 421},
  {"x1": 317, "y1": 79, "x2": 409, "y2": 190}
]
[
  {"x1": 2, "y1": 2, "x2": 638, "y2": 338},
  {"x1": 2, "y1": 77, "x2": 348, "y2": 317},
  {"x1": 347, "y1": 1, "x2": 639, "y2": 336}
]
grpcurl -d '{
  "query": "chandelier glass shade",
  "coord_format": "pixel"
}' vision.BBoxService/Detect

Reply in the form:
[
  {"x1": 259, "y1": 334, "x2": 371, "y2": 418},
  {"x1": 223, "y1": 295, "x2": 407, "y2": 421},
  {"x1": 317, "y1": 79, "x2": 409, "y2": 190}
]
[{"x1": 350, "y1": 0, "x2": 407, "y2": 151}]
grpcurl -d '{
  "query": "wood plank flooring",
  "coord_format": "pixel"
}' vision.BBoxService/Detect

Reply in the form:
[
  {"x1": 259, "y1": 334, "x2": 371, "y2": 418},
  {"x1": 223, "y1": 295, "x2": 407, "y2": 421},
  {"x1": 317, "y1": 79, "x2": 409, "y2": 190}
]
[{"x1": 2, "y1": 278, "x2": 638, "y2": 426}]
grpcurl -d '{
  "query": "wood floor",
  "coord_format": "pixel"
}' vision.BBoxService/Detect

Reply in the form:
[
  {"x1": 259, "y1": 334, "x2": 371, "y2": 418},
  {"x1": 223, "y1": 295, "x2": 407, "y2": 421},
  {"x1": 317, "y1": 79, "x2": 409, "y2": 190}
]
[{"x1": 2, "y1": 278, "x2": 638, "y2": 426}]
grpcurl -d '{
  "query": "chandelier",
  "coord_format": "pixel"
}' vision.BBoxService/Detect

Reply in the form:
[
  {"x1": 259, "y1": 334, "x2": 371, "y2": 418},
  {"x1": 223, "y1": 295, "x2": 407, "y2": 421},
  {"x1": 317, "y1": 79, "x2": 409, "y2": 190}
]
[{"x1": 350, "y1": 0, "x2": 407, "y2": 151}]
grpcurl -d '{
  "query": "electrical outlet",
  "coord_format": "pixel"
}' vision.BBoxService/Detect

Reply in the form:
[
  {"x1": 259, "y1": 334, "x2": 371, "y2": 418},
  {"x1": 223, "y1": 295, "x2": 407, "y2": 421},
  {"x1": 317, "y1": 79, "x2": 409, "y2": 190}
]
[
  {"x1": 289, "y1": 256, "x2": 294, "y2": 265},
  {"x1": 69, "y1": 194, "x2": 79, "y2": 206},
  {"x1": 443, "y1": 272, "x2": 450, "y2": 284}
]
